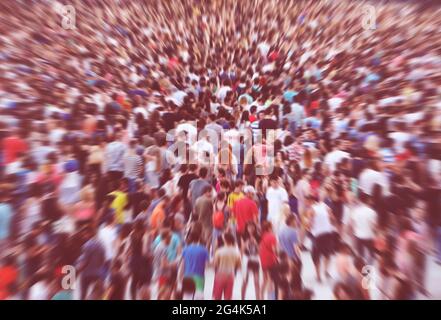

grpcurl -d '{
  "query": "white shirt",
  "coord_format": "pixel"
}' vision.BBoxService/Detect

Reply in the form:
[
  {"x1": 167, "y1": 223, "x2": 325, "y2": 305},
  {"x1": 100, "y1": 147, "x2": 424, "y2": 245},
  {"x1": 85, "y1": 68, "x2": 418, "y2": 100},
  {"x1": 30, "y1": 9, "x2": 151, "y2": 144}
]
[
  {"x1": 324, "y1": 150, "x2": 350, "y2": 172},
  {"x1": 216, "y1": 86, "x2": 232, "y2": 102},
  {"x1": 350, "y1": 204, "x2": 377, "y2": 240},
  {"x1": 98, "y1": 225, "x2": 118, "y2": 261},
  {"x1": 359, "y1": 169, "x2": 390, "y2": 197},
  {"x1": 49, "y1": 128, "x2": 66, "y2": 146},
  {"x1": 169, "y1": 90, "x2": 187, "y2": 106},
  {"x1": 311, "y1": 202, "x2": 334, "y2": 237},
  {"x1": 266, "y1": 186, "x2": 288, "y2": 226},
  {"x1": 29, "y1": 282, "x2": 50, "y2": 300},
  {"x1": 389, "y1": 131, "x2": 412, "y2": 153}
]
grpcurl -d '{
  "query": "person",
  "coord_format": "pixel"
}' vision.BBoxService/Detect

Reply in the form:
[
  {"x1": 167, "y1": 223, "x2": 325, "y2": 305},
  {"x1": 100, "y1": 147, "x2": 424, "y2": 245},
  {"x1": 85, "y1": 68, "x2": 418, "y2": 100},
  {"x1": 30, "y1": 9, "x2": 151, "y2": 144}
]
[
  {"x1": 150, "y1": 195, "x2": 170, "y2": 235},
  {"x1": 177, "y1": 164, "x2": 199, "y2": 219},
  {"x1": 97, "y1": 214, "x2": 118, "y2": 278},
  {"x1": 104, "y1": 131, "x2": 127, "y2": 183},
  {"x1": 212, "y1": 233, "x2": 241, "y2": 300},
  {"x1": 193, "y1": 186, "x2": 214, "y2": 246},
  {"x1": 212, "y1": 192, "x2": 228, "y2": 256},
  {"x1": 0, "y1": 191, "x2": 13, "y2": 252},
  {"x1": 227, "y1": 180, "x2": 244, "y2": 210},
  {"x1": 307, "y1": 195, "x2": 336, "y2": 283},
  {"x1": 0, "y1": 254, "x2": 19, "y2": 300},
  {"x1": 266, "y1": 176, "x2": 289, "y2": 230},
  {"x1": 107, "y1": 260, "x2": 127, "y2": 300},
  {"x1": 348, "y1": 192, "x2": 377, "y2": 263},
  {"x1": 232, "y1": 185, "x2": 259, "y2": 243},
  {"x1": 1, "y1": 0, "x2": 440, "y2": 302},
  {"x1": 358, "y1": 159, "x2": 390, "y2": 197},
  {"x1": 153, "y1": 229, "x2": 175, "y2": 300},
  {"x1": 2, "y1": 129, "x2": 27, "y2": 165},
  {"x1": 189, "y1": 167, "x2": 211, "y2": 208},
  {"x1": 71, "y1": 188, "x2": 96, "y2": 226},
  {"x1": 180, "y1": 232, "x2": 209, "y2": 299},
  {"x1": 241, "y1": 222, "x2": 261, "y2": 300},
  {"x1": 259, "y1": 221, "x2": 278, "y2": 300},
  {"x1": 109, "y1": 179, "x2": 129, "y2": 225},
  {"x1": 123, "y1": 139, "x2": 143, "y2": 193},
  {"x1": 152, "y1": 224, "x2": 182, "y2": 297},
  {"x1": 278, "y1": 215, "x2": 301, "y2": 271},
  {"x1": 76, "y1": 226, "x2": 106, "y2": 300},
  {"x1": 324, "y1": 140, "x2": 350, "y2": 173}
]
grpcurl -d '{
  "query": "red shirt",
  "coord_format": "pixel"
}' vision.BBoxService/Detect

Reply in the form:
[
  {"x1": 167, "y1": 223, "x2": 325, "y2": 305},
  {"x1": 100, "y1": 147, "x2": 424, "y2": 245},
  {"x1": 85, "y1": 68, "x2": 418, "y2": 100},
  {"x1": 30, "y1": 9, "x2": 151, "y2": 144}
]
[
  {"x1": 232, "y1": 197, "x2": 258, "y2": 234},
  {"x1": 0, "y1": 266, "x2": 18, "y2": 300},
  {"x1": 2, "y1": 136, "x2": 27, "y2": 164},
  {"x1": 259, "y1": 231, "x2": 277, "y2": 269}
]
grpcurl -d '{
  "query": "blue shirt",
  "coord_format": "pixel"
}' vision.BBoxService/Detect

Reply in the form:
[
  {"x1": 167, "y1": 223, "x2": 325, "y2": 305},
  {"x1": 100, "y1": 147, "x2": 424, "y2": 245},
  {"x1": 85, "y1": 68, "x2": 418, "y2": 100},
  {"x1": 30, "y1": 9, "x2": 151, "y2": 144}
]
[
  {"x1": 277, "y1": 224, "x2": 299, "y2": 260},
  {"x1": 0, "y1": 203, "x2": 12, "y2": 240},
  {"x1": 153, "y1": 233, "x2": 181, "y2": 262},
  {"x1": 283, "y1": 91, "x2": 298, "y2": 103},
  {"x1": 105, "y1": 141, "x2": 127, "y2": 172},
  {"x1": 182, "y1": 244, "x2": 209, "y2": 277},
  {"x1": 77, "y1": 238, "x2": 106, "y2": 278}
]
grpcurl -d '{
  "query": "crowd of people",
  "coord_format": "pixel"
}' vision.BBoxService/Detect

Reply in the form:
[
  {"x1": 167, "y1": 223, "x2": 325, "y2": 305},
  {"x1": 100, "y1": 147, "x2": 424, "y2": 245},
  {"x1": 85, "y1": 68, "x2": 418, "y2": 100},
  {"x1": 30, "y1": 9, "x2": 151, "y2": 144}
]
[{"x1": 1, "y1": 0, "x2": 441, "y2": 300}]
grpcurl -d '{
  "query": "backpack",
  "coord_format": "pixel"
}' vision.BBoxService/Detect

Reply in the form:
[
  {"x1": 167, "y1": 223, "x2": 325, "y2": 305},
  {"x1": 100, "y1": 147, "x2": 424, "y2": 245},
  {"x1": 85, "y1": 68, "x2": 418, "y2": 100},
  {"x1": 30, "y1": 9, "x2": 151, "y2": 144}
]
[{"x1": 213, "y1": 210, "x2": 225, "y2": 229}]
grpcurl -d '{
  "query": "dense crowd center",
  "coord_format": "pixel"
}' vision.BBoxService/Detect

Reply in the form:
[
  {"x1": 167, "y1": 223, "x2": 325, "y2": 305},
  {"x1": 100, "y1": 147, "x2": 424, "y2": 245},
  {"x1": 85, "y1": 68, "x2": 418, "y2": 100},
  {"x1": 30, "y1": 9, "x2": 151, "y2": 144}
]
[{"x1": 0, "y1": 0, "x2": 440, "y2": 300}]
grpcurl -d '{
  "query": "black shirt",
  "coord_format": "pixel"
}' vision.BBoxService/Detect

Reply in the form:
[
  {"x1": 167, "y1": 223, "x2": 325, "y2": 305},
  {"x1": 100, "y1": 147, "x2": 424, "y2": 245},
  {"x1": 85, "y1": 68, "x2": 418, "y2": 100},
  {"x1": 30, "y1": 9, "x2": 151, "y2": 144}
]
[
  {"x1": 177, "y1": 173, "x2": 198, "y2": 198},
  {"x1": 259, "y1": 118, "x2": 278, "y2": 136}
]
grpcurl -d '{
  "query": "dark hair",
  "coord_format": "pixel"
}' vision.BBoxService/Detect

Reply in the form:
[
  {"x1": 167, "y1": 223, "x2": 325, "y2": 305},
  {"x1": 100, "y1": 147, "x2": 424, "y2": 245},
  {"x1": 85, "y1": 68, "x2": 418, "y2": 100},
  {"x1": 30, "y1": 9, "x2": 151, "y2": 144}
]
[
  {"x1": 262, "y1": 221, "x2": 272, "y2": 233},
  {"x1": 199, "y1": 167, "x2": 208, "y2": 178},
  {"x1": 223, "y1": 233, "x2": 235, "y2": 245}
]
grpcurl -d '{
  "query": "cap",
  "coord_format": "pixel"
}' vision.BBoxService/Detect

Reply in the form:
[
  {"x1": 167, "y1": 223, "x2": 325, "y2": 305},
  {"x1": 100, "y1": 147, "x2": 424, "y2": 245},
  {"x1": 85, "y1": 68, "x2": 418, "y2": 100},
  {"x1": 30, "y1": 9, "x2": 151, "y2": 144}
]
[{"x1": 243, "y1": 186, "x2": 256, "y2": 194}]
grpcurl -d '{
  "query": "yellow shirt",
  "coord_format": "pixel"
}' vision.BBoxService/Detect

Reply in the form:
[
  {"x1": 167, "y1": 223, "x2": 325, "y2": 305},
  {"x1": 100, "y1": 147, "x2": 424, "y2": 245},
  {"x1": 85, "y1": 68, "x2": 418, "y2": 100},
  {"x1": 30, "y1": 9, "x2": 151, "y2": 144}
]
[
  {"x1": 109, "y1": 191, "x2": 128, "y2": 224},
  {"x1": 227, "y1": 192, "x2": 244, "y2": 210}
]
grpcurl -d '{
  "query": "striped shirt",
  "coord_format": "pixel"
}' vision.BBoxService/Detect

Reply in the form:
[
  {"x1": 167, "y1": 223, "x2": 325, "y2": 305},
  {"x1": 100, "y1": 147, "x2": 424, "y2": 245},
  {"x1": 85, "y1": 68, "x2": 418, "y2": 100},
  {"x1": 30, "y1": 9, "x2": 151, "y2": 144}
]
[{"x1": 124, "y1": 152, "x2": 143, "y2": 179}]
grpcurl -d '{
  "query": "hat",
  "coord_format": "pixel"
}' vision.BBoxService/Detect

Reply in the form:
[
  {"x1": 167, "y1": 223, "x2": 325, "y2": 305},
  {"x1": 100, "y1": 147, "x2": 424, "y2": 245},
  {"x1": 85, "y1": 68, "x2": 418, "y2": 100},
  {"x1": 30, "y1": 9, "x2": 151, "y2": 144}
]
[{"x1": 244, "y1": 186, "x2": 256, "y2": 194}]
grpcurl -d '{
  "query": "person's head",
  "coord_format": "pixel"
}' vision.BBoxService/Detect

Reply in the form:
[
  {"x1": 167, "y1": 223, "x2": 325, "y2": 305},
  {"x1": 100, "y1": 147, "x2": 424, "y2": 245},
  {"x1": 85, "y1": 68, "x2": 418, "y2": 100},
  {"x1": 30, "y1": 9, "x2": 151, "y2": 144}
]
[
  {"x1": 243, "y1": 185, "x2": 256, "y2": 198},
  {"x1": 189, "y1": 164, "x2": 198, "y2": 172},
  {"x1": 262, "y1": 221, "x2": 273, "y2": 233},
  {"x1": 234, "y1": 179, "x2": 244, "y2": 192},
  {"x1": 173, "y1": 214, "x2": 185, "y2": 231},
  {"x1": 220, "y1": 180, "x2": 230, "y2": 193},
  {"x1": 285, "y1": 214, "x2": 297, "y2": 227},
  {"x1": 223, "y1": 232, "x2": 235, "y2": 246},
  {"x1": 202, "y1": 185, "x2": 212, "y2": 198},
  {"x1": 269, "y1": 175, "x2": 279, "y2": 188},
  {"x1": 129, "y1": 138, "x2": 137, "y2": 149},
  {"x1": 189, "y1": 230, "x2": 202, "y2": 244},
  {"x1": 119, "y1": 178, "x2": 129, "y2": 192},
  {"x1": 161, "y1": 229, "x2": 172, "y2": 245},
  {"x1": 245, "y1": 221, "x2": 257, "y2": 235},
  {"x1": 199, "y1": 167, "x2": 208, "y2": 179}
]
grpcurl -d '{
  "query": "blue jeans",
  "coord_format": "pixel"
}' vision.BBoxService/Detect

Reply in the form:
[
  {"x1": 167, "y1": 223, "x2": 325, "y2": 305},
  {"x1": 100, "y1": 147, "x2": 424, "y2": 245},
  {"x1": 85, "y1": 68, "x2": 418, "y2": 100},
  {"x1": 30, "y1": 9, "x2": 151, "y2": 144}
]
[{"x1": 437, "y1": 227, "x2": 441, "y2": 263}]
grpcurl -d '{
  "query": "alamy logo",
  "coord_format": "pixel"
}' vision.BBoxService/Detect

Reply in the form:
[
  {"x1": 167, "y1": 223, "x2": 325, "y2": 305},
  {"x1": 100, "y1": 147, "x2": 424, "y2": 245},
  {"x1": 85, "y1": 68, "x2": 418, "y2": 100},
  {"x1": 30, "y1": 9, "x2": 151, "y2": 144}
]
[
  {"x1": 361, "y1": 5, "x2": 377, "y2": 30},
  {"x1": 54, "y1": 3, "x2": 76, "y2": 30}
]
